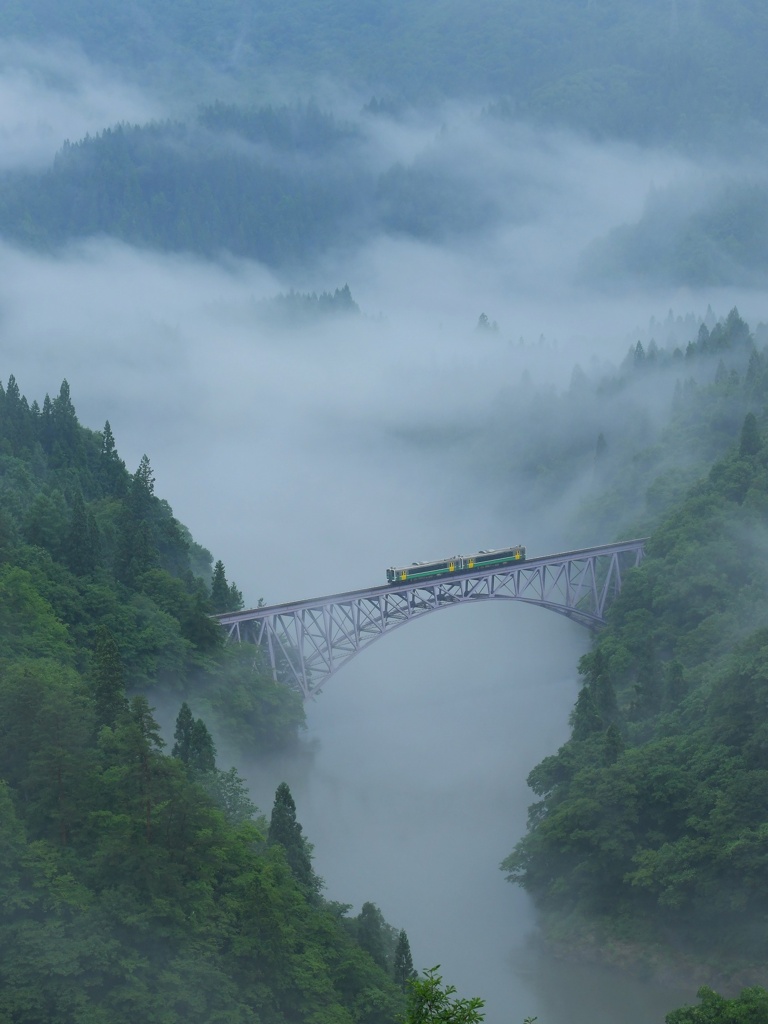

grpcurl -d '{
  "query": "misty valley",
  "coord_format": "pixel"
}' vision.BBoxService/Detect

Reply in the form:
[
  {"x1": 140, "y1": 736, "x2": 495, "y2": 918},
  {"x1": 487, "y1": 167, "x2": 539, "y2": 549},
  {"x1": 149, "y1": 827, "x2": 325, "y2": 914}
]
[{"x1": 2, "y1": 3, "x2": 768, "y2": 1024}]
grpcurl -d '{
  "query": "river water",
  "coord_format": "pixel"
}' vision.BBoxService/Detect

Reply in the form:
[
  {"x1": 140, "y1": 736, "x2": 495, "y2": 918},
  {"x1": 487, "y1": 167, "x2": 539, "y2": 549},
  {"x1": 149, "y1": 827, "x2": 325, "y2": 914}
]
[{"x1": 244, "y1": 601, "x2": 695, "y2": 1024}]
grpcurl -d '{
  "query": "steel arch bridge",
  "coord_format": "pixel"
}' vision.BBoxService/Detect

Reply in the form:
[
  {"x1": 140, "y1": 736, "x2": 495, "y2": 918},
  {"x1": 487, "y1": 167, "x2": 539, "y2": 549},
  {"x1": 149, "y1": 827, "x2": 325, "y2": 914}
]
[{"x1": 217, "y1": 540, "x2": 646, "y2": 699}]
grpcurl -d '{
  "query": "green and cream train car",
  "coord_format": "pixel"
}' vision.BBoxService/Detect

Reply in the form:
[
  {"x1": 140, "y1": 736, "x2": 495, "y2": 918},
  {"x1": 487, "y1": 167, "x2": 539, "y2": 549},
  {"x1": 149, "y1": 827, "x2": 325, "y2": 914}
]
[{"x1": 386, "y1": 545, "x2": 526, "y2": 584}]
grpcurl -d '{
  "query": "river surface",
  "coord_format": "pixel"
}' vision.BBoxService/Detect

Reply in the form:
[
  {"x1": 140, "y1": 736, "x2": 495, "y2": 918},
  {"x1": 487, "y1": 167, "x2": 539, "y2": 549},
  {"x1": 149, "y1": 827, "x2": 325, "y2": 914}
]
[{"x1": 243, "y1": 602, "x2": 695, "y2": 1024}]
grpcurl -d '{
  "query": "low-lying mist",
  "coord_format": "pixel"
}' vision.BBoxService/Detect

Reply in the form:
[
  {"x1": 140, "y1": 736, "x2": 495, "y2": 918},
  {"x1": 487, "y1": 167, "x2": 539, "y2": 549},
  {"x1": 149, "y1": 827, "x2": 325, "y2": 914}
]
[{"x1": 0, "y1": 40, "x2": 162, "y2": 170}]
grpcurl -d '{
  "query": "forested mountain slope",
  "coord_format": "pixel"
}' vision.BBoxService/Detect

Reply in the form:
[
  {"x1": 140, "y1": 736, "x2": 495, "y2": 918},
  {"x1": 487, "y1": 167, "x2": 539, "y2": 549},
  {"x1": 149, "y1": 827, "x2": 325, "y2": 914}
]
[
  {"x1": 2, "y1": 0, "x2": 767, "y2": 146},
  {"x1": 0, "y1": 103, "x2": 496, "y2": 265},
  {"x1": 0, "y1": 376, "x2": 409, "y2": 1022},
  {"x1": 503, "y1": 314, "x2": 768, "y2": 978},
  {"x1": 5, "y1": 102, "x2": 768, "y2": 287},
  {"x1": 0, "y1": 375, "x2": 303, "y2": 753}
]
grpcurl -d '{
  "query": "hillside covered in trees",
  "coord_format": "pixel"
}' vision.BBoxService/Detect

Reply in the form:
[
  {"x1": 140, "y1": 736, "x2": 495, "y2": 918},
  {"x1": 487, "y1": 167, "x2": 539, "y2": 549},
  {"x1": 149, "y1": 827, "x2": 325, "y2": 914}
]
[
  {"x1": 5, "y1": 104, "x2": 768, "y2": 291},
  {"x1": 0, "y1": 375, "x2": 304, "y2": 753},
  {"x1": 0, "y1": 103, "x2": 499, "y2": 267},
  {"x1": 0, "y1": 376, "x2": 416, "y2": 1022},
  {"x1": 502, "y1": 311, "x2": 768, "y2": 981}
]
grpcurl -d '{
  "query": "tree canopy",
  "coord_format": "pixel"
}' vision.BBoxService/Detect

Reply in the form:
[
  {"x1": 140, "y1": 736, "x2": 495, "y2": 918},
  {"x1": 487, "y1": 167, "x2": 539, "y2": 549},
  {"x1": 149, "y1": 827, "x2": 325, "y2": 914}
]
[
  {"x1": 503, "y1": 312, "x2": 768, "y2": 974},
  {"x1": 0, "y1": 376, "x2": 407, "y2": 1023}
]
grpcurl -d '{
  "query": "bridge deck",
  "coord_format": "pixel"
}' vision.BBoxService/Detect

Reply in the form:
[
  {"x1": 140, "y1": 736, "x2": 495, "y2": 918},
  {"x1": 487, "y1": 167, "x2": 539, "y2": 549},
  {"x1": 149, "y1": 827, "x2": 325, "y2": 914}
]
[{"x1": 217, "y1": 539, "x2": 647, "y2": 625}]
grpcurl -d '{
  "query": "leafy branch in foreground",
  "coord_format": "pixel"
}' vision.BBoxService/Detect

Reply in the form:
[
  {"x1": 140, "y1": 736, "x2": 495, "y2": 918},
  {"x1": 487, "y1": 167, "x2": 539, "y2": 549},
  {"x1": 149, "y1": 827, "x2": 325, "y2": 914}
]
[
  {"x1": 404, "y1": 967, "x2": 485, "y2": 1024},
  {"x1": 403, "y1": 965, "x2": 538, "y2": 1024}
]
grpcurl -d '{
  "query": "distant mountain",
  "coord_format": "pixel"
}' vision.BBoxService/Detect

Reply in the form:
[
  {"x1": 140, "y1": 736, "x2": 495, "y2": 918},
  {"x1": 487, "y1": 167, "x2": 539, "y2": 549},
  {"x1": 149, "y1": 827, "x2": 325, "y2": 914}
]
[{"x1": 2, "y1": 0, "x2": 768, "y2": 146}]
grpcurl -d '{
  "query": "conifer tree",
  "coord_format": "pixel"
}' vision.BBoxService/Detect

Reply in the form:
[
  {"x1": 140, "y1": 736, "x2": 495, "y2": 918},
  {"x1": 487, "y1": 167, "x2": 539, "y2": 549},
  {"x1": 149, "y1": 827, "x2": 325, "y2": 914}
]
[
  {"x1": 393, "y1": 929, "x2": 417, "y2": 991},
  {"x1": 739, "y1": 412, "x2": 761, "y2": 458},
  {"x1": 189, "y1": 718, "x2": 216, "y2": 772},
  {"x1": 569, "y1": 685, "x2": 602, "y2": 740},
  {"x1": 122, "y1": 696, "x2": 165, "y2": 841},
  {"x1": 172, "y1": 702, "x2": 195, "y2": 763},
  {"x1": 172, "y1": 703, "x2": 217, "y2": 772},
  {"x1": 211, "y1": 560, "x2": 232, "y2": 612},
  {"x1": 117, "y1": 455, "x2": 158, "y2": 583},
  {"x1": 51, "y1": 380, "x2": 79, "y2": 454},
  {"x1": 99, "y1": 420, "x2": 128, "y2": 494},
  {"x1": 228, "y1": 580, "x2": 244, "y2": 611},
  {"x1": 357, "y1": 902, "x2": 388, "y2": 969},
  {"x1": 65, "y1": 490, "x2": 98, "y2": 575},
  {"x1": 39, "y1": 393, "x2": 55, "y2": 453},
  {"x1": 3, "y1": 375, "x2": 33, "y2": 451},
  {"x1": 91, "y1": 625, "x2": 128, "y2": 729},
  {"x1": 268, "y1": 781, "x2": 319, "y2": 895}
]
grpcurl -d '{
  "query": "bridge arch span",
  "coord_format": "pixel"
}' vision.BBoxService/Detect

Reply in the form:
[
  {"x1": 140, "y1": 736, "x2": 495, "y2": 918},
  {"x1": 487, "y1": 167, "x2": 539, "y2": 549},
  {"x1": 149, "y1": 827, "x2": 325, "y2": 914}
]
[{"x1": 216, "y1": 539, "x2": 646, "y2": 700}]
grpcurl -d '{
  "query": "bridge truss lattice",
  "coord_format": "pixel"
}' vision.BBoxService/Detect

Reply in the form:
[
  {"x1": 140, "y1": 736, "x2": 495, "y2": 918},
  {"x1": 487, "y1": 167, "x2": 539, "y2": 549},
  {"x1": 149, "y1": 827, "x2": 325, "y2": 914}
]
[{"x1": 216, "y1": 539, "x2": 646, "y2": 699}]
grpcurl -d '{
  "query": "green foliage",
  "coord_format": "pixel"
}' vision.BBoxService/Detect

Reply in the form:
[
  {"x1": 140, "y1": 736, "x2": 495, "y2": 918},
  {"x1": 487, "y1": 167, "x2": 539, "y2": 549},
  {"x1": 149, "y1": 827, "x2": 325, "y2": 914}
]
[
  {"x1": 666, "y1": 986, "x2": 768, "y2": 1023},
  {"x1": 189, "y1": 642, "x2": 304, "y2": 754},
  {"x1": 0, "y1": 564, "x2": 73, "y2": 664},
  {"x1": 504, "y1": 363, "x2": 768, "y2": 965},
  {"x1": 90, "y1": 623, "x2": 129, "y2": 729},
  {"x1": 0, "y1": 377, "x2": 406, "y2": 1020},
  {"x1": 0, "y1": 375, "x2": 305, "y2": 757},
  {"x1": 268, "y1": 782, "x2": 323, "y2": 899},
  {"x1": 171, "y1": 701, "x2": 195, "y2": 763},
  {"x1": 393, "y1": 930, "x2": 417, "y2": 991},
  {"x1": 404, "y1": 967, "x2": 484, "y2": 1024},
  {"x1": 355, "y1": 902, "x2": 391, "y2": 971},
  {"x1": 210, "y1": 558, "x2": 244, "y2": 614}
]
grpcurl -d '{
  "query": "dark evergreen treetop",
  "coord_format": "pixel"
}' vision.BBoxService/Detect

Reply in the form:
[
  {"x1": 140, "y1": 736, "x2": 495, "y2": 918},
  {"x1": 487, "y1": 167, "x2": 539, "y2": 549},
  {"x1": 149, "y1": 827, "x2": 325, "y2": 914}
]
[
  {"x1": 90, "y1": 623, "x2": 129, "y2": 729},
  {"x1": 356, "y1": 901, "x2": 390, "y2": 971},
  {"x1": 171, "y1": 701, "x2": 195, "y2": 763},
  {"x1": 268, "y1": 781, "x2": 322, "y2": 898},
  {"x1": 393, "y1": 929, "x2": 417, "y2": 992}
]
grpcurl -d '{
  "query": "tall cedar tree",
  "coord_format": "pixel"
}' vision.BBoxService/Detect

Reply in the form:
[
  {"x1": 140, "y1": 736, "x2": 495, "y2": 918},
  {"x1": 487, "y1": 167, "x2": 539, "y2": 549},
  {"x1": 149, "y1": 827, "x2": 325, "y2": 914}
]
[
  {"x1": 210, "y1": 559, "x2": 244, "y2": 613},
  {"x1": 123, "y1": 696, "x2": 164, "y2": 841},
  {"x1": 211, "y1": 559, "x2": 232, "y2": 612},
  {"x1": 393, "y1": 930, "x2": 417, "y2": 991},
  {"x1": 268, "y1": 781, "x2": 319, "y2": 896},
  {"x1": 117, "y1": 455, "x2": 157, "y2": 584},
  {"x1": 172, "y1": 702, "x2": 195, "y2": 763},
  {"x1": 189, "y1": 718, "x2": 216, "y2": 772},
  {"x1": 91, "y1": 625, "x2": 128, "y2": 729},
  {"x1": 65, "y1": 490, "x2": 99, "y2": 575},
  {"x1": 172, "y1": 703, "x2": 217, "y2": 772},
  {"x1": 99, "y1": 419, "x2": 128, "y2": 494},
  {"x1": 357, "y1": 902, "x2": 388, "y2": 970}
]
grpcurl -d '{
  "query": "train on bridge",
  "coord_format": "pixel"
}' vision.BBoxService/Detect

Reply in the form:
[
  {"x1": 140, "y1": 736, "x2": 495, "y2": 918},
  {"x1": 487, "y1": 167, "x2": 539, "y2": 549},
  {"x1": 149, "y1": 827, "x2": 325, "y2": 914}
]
[{"x1": 386, "y1": 544, "x2": 526, "y2": 583}]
